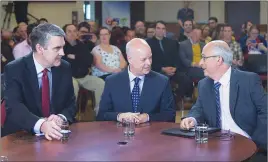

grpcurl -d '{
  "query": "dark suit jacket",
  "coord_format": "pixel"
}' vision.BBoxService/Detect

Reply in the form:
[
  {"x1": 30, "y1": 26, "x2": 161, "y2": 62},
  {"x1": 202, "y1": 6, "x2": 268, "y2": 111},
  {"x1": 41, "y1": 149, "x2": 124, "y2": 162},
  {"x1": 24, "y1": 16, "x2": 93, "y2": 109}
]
[
  {"x1": 179, "y1": 39, "x2": 205, "y2": 70},
  {"x1": 97, "y1": 70, "x2": 176, "y2": 122},
  {"x1": 187, "y1": 68, "x2": 267, "y2": 150},
  {"x1": 4, "y1": 53, "x2": 77, "y2": 133},
  {"x1": 146, "y1": 37, "x2": 180, "y2": 73}
]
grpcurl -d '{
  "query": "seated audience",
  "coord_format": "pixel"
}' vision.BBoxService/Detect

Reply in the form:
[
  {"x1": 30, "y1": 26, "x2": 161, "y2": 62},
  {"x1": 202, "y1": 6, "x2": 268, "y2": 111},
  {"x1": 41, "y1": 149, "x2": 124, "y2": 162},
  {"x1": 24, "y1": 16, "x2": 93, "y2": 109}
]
[
  {"x1": 91, "y1": 27, "x2": 127, "y2": 80},
  {"x1": 208, "y1": 17, "x2": 218, "y2": 39},
  {"x1": 180, "y1": 40, "x2": 267, "y2": 156},
  {"x1": 134, "y1": 21, "x2": 146, "y2": 39},
  {"x1": 77, "y1": 21, "x2": 95, "y2": 51},
  {"x1": 97, "y1": 38, "x2": 176, "y2": 122},
  {"x1": 12, "y1": 23, "x2": 38, "y2": 59},
  {"x1": 3, "y1": 23, "x2": 77, "y2": 140},
  {"x1": 222, "y1": 24, "x2": 243, "y2": 67},
  {"x1": 62, "y1": 24, "x2": 105, "y2": 115},
  {"x1": 241, "y1": 25, "x2": 268, "y2": 54},
  {"x1": 178, "y1": 19, "x2": 193, "y2": 42},
  {"x1": 179, "y1": 28, "x2": 205, "y2": 98},
  {"x1": 146, "y1": 24, "x2": 155, "y2": 39},
  {"x1": 200, "y1": 24, "x2": 212, "y2": 44}
]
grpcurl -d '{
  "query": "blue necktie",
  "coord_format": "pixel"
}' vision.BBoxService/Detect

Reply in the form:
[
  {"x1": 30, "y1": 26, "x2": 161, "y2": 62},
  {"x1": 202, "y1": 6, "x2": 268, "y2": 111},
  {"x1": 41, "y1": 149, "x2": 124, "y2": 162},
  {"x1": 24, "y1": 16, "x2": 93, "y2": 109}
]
[
  {"x1": 131, "y1": 77, "x2": 140, "y2": 113},
  {"x1": 214, "y1": 82, "x2": 221, "y2": 128}
]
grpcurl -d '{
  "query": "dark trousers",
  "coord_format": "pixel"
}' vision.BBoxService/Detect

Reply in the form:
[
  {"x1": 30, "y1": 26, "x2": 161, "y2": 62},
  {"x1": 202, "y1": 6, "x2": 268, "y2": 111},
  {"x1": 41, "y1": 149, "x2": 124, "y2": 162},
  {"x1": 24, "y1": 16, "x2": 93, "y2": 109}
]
[
  {"x1": 170, "y1": 67, "x2": 205, "y2": 98},
  {"x1": 244, "y1": 150, "x2": 267, "y2": 162},
  {"x1": 14, "y1": 1, "x2": 28, "y2": 24}
]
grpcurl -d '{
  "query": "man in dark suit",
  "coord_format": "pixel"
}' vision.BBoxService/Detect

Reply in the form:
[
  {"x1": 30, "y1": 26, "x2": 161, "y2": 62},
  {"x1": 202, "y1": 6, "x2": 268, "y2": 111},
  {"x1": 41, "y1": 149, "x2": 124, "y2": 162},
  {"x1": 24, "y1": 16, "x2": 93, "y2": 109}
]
[
  {"x1": 97, "y1": 38, "x2": 176, "y2": 123},
  {"x1": 3, "y1": 23, "x2": 77, "y2": 140},
  {"x1": 180, "y1": 40, "x2": 267, "y2": 151}
]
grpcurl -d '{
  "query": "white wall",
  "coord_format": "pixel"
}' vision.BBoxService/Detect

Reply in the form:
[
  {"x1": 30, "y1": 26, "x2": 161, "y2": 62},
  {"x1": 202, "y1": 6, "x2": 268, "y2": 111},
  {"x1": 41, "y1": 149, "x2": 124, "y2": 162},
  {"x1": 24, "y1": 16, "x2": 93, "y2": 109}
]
[{"x1": 145, "y1": 1, "x2": 209, "y2": 23}]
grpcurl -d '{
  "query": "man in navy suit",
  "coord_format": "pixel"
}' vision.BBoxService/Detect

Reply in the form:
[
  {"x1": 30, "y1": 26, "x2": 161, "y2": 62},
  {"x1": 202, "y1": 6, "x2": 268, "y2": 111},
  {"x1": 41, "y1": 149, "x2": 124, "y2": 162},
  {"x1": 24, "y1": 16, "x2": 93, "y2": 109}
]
[
  {"x1": 97, "y1": 38, "x2": 176, "y2": 123},
  {"x1": 3, "y1": 23, "x2": 76, "y2": 140},
  {"x1": 180, "y1": 40, "x2": 267, "y2": 150}
]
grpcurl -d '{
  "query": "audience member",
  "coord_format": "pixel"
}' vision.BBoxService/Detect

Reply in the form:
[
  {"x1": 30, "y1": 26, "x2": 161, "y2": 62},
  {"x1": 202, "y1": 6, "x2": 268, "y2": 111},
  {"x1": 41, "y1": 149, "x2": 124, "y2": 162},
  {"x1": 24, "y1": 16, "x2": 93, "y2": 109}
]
[
  {"x1": 200, "y1": 24, "x2": 212, "y2": 44},
  {"x1": 180, "y1": 40, "x2": 267, "y2": 157},
  {"x1": 38, "y1": 18, "x2": 48, "y2": 24},
  {"x1": 97, "y1": 38, "x2": 176, "y2": 122},
  {"x1": 62, "y1": 24, "x2": 104, "y2": 115},
  {"x1": 179, "y1": 28, "x2": 205, "y2": 98},
  {"x1": 177, "y1": 1, "x2": 194, "y2": 33},
  {"x1": 222, "y1": 24, "x2": 243, "y2": 67},
  {"x1": 134, "y1": 21, "x2": 146, "y2": 39},
  {"x1": 77, "y1": 21, "x2": 95, "y2": 52},
  {"x1": 146, "y1": 24, "x2": 155, "y2": 39},
  {"x1": 241, "y1": 25, "x2": 268, "y2": 54},
  {"x1": 1, "y1": 30, "x2": 15, "y2": 73},
  {"x1": 178, "y1": 19, "x2": 193, "y2": 42},
  {"x1": 208, "y1": 17, "x2": 218, "y2": 39},
  {"x1": 91, "y1": 27, "x2": 127, "y2": 80},
  {"x1": 12, "y1": 23, "x2": 38, "y2": 59},
  {"x1": 3, "y1": 23, "x2": 77, "y2": 140}
]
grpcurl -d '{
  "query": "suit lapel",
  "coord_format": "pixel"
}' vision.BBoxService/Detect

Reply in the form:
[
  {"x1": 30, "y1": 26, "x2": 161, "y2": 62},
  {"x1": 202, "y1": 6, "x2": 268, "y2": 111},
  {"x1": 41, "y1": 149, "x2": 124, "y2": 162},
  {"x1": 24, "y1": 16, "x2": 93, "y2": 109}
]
[
  {"x1": 121, "y1": 70, "x2": 133, "y2": 112},
  {"x1": 229, "y1": 68, "x2": 239, "y2": 119},
  {"x1": 51, "y1": 66, "x2": 61, "y2": 113},
  {"x1": 25, "y1": 53, "x2": 42, "y2": 113},
  {"x1": 206, "y1": 78, "x2": 217, "y2": 126},
  {"x1": 138, "y1": 72, "x2": 152, "y2": 113}
]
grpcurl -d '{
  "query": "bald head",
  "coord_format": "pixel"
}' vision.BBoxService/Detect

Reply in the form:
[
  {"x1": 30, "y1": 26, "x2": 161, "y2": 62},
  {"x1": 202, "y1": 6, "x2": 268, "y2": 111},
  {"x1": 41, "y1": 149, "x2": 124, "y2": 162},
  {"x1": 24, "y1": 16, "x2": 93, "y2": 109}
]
[
  {"x1": 126, "y1": 38, "x2": 152, "y2": 76},
  {"x1": 126, "y1": 38, "x2": 150, "y2": 56},
  {"x1": 203, "y1": 40, "x2": 233, "y2": 66}
]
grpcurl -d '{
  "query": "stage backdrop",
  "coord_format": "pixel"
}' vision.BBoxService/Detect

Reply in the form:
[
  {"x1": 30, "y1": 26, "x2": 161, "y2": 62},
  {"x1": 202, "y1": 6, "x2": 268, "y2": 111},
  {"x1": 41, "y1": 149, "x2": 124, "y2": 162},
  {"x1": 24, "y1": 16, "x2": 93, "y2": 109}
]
[{"x1": 102, "y1": 1, "x2": 130, "y2": 28}]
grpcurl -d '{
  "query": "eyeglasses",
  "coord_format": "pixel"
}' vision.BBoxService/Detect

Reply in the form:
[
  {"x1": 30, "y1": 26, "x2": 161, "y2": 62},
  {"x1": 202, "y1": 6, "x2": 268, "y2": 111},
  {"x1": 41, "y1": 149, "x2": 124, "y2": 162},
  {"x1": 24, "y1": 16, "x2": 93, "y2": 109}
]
[{"x1": 201, "y1": 55, "x2": 220, "y2": 61}]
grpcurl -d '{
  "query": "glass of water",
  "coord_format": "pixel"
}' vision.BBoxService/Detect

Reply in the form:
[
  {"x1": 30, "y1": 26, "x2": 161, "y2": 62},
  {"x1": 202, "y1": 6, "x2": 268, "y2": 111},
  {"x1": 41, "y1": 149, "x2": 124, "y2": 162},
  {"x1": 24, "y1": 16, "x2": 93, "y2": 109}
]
[
  {"x1": 0, "y1": 156, "x2": 8, "y2": 161},
  {"x1": 59, "y1": 120, "x2": 70, "y2": 142},
  {"x1": 195, "y1": 123, "x2": 208, "y2": 144},
  {"x1": 122, "y1": 118, "x2": 135, "y2": 137}
]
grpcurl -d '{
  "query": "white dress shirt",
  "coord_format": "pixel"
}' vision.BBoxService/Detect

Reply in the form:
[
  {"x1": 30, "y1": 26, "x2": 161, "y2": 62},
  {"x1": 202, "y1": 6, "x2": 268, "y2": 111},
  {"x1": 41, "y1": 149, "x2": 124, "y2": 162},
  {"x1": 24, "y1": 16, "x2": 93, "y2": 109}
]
[
  {"x1": 33, "y1": 54, "x2": 66, "y2": 134},
  {"x1": 216, "y1": 67, "x2": 250, "y2": 138}
]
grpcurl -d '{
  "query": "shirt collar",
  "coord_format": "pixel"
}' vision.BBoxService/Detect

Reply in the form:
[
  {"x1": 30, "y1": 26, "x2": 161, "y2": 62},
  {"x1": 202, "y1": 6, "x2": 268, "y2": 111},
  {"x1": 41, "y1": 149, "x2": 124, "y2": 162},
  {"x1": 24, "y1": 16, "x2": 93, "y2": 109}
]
[
  {"x1": 33, "y1": 53, "x2": 51, "y2": 74},
  {"x1": 214, "y1": 67, "x2": 231, "y2": 87},
  {"x1": 128, "y1": 66, "x2": 145, "y2": 82}
]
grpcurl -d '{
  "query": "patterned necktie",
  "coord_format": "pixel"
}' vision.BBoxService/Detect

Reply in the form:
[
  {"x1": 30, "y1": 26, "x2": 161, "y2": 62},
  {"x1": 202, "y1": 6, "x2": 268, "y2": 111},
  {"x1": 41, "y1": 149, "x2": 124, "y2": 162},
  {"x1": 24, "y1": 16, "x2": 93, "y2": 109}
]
[
  {"x1": 214, "y1": 82, "x2": 221, "y2": 128},
  {"x1": 131, "y1": 77, "x2": 141, "y2": 113},
  {"x1": 42, "y1": 68, "x2": 50, "y2": 117}
]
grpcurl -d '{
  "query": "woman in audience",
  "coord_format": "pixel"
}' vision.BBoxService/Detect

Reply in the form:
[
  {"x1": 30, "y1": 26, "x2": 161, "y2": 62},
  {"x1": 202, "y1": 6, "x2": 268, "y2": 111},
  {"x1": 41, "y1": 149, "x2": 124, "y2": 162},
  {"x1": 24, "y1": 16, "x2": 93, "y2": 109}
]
[
  {"x1": 200, "y1": 24, "x2": 211, "y2": 44},
  {"x1": 212, "y1": 24, "x2": 224, "y2": 40},
  {"x1": 240, "y1": 20, "x2": 253, "y2": 38},
  {"x1": 241, "y1": 25, "x2": 267, "y2": 54},
  {"x1": 91, "y1": 27, "x2": 127, "y2": 80}
]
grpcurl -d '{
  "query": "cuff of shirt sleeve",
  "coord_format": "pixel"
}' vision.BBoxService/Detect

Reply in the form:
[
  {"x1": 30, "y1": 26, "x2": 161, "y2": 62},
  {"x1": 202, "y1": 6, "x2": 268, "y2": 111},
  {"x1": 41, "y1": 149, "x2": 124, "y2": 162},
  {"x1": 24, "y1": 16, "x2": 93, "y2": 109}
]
[
  {"x1": 146, "y1": 113, "x2": 150, "y2": 122},
  {"x1": 188, "y1": 117, "x2": 197, "y2": 126},
  {"x1": 58, "y1": 114, "x2": 67, "y2": 121},
  {"x1": 34, "y1": 118, "x2": 46, "y2": 134},
  {"x1": 117, "y1": 113, "x2": 121, "y2": 122}
]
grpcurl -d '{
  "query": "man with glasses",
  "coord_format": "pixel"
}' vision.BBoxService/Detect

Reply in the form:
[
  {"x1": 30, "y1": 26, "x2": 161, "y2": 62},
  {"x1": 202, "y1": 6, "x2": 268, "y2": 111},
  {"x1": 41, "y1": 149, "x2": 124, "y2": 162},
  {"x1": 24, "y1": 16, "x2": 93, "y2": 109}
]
[{"x1": 181, "y1": 40, "x2": 267, "y2": 160}]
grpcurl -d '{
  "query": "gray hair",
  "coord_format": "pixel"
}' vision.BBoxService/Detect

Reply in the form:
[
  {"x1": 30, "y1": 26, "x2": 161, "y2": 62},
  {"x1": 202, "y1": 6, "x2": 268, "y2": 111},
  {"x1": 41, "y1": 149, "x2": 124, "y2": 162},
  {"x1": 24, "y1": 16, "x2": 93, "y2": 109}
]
[
  {"x1": 126, "y1": 38, "x2": 149, "y2": 56},
  {"x1": 30, "y1": 23, "x2": 65, "y2": 52},
  {"x1": 208, "y1": 40, "x2": 233, "y2": 66}
]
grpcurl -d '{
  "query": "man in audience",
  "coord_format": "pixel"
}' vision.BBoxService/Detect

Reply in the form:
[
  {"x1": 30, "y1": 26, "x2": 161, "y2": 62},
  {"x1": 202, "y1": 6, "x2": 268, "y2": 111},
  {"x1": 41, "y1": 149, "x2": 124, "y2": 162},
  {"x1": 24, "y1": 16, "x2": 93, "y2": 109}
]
[
  {"x1": 62, "y1": 24, "x2": 104, "y2": 115},
  {"x1": 180, "y1": 40, "x2": 267, "y2": 158},
  {"x1": 178, "y1": 19, "x2": 193, "y2": 42},
  {"x1": 208, "y1": 17, "x2": 218, "y2": 39},
  {"x1": 4, "y1": 23, "x2": 77, "y2": 140},
  {"x1": 13, "y1": 23, "x2": 38, "y2": 59},
  {"x1": 146, "y1": 21, "x2": 178, "y2": 76},
  {"x1": 1, "y1": 30, "x2": 15, "y2": 73},
  {"x1": 222, "y1": 24, "x2": 243, "y2": 67},
  {"x1": 135, "y1": 21, "x2": 146, "y2": 39},
  {"x1": 77, "y1": 21, "x2": 95, "y2": 51},
  {"x1": 121, "y1": 29, "x2": 136, "y2": 62},
  {"x1": 97, "y1": 38, "x2": 176, "y2": 123},
  {"x1": 179, "y1": 28, "x2": 205, "y2": 98},
  {"x1": 38, "y1": 18, "x2": 48, "y2": 24},
  {"x1": 177, "y1": 1, "x2": 194, "y2": 33},
  {"x1": 146, "y1": 24, "x2": 155, "y2": 39},
  {"x1": 17, "y1": 23, "x2": 28, "y2": 41}
]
